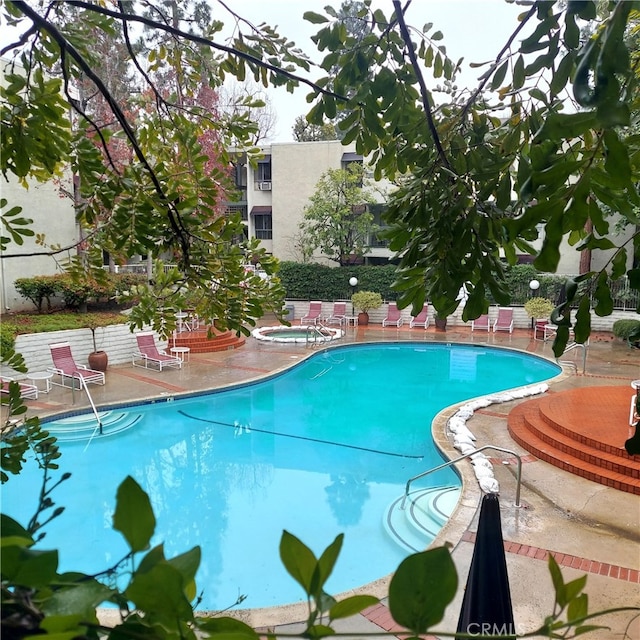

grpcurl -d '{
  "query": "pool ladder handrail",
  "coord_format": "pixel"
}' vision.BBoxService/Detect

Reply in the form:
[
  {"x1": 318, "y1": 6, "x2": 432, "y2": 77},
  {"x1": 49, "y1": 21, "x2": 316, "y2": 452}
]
[
  {"x1": 70, "y1": 372, "x2": 103, "y2": 435},
  {"x1": 306, "y1": 324, "x2": 326, "y2": 347},
  {"x1": 557, "y1": 339, "x2": 588, "y2": 374},
  {"x1": 401, "y1": 444, "x2": 523, "y2": 510}
]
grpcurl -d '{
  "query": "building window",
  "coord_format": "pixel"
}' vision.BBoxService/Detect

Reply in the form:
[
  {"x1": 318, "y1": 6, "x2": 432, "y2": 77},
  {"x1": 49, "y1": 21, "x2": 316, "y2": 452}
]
[
  {"x1": 225, "y1": 204, "x2": 248, "y2": 221},
  {"x1": 367, "y1": 203, "x2": 389, "y2": 247},
  {"x1": 254, "y1": 213, "x2": 272, "y2": 240},
  {"x1": 257, "y1": 157, "x2": 272, "y2": 182}
]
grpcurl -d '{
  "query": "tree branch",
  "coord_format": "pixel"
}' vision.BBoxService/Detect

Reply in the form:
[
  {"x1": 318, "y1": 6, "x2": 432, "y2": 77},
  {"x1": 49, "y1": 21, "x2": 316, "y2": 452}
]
[{"x1": 392, "y1": 0, "x2": 450, "y2": 169}]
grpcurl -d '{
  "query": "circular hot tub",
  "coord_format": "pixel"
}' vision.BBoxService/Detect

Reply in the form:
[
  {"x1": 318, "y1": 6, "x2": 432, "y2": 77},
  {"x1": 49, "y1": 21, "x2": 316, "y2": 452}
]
[{"x1": 251, "y1": 325, "x2": 344, "y2": 343}]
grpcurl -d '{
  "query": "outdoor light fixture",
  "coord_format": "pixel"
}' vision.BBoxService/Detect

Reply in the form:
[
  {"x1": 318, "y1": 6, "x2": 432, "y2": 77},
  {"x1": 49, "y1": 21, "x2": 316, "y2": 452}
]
[
  {"x1": 529, "y1": 279, "x2": 540, "y2": 329},
  {"x1": 349, "y1": 277, "x2": 358, "y2": 315}
]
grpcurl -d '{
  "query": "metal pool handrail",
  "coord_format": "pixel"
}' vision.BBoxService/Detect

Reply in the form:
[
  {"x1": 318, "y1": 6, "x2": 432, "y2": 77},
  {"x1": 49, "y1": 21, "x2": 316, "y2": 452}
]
[
  {"x1": 401, "y1": 444, "x2": 523, "y2": 509},
  {"x1": 70, "y1": 373, "x2": 103, "y2": 435}
]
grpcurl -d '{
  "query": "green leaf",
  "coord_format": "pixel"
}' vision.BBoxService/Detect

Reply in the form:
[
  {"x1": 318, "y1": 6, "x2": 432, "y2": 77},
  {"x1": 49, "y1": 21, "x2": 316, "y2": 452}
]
[
  {"x1": 197, "y1": 616, "x2": 259, "y2": 639},
  {"x1": 313, "y1": 533, "x2": 343, "y2": 595},
  {"x1": 113, "y1": 476, "x2": 156, "y2": 553},
  {"x1": 388, "y1": 547, "x2": 457, "y2": 633},
  {"x1": 574, "y1": 296, "x2": 591, "y2": 343},
  {"x1": 303, "y1": 11, "x2": 329, "y2": 24},
  {"x1": 125, "y1": 562, "x2": 194, "y2": 624},
  {"x1": 593, "y1": 271, "x2": 614, "y2": 316},
  {"x1": 491, "y1": 61, "x2": 509, "y2": 90},
  {"x1": 42, "y1": 580, "x2": 114, "y2": 618},
  {"x1": 1, "y1": 546, "x2": 59, "y2": 588},
  {"x1": 603, "y1": 129, "x2": 631, "y2": 185},
  {"x1": 534, "y1": 211, "x2": 563, "y2": 272},
  {"x1": 330, "y1": 594, "x2": 379, "y2": 620},
  {"x1": 279, "y1": 530, "x2": 318, "y2": 595}
]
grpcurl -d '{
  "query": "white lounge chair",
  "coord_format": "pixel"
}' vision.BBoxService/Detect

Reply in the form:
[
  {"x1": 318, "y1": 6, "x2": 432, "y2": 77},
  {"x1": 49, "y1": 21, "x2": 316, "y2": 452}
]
[
  {"x1": 132, "y1": 332, "x2": 182, "y2": 371},
  {"x1": 382, "y1": 302, "x2": 403, "y2": 327},
  {"x1": 49, "y1": 342, "x2": 106, "y2": 387},
  {"x1": 0, "y1": 376, "x2": 39, "y2": 400},
  {"x1": 493, "y1": 308, "x2": 514, "y2": 333},
  {"x1": 324, "y1": 302, "x2": 347, "y2": 326},
  {"x1": 301, "y1": 301, "x2": 323, "y2": 325},
  {"x1": 471, "y1": 314, "x2": 490, "y2": 332},
  {"x1": 409, "y1": 303, "x2": 430, "y2": 329}
]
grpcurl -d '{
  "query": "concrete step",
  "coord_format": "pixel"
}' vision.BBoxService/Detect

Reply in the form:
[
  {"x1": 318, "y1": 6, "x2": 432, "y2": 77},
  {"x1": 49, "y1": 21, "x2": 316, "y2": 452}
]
[
  {"x1": 384, "y1": 485, "x2": 461, "y2": 553},
  {"x1": 45, "y1": 410, "x2": 142, "y2": 441}
]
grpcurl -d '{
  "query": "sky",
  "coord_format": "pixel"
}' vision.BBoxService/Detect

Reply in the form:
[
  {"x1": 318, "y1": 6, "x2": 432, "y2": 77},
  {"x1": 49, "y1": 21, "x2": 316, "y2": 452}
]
[
  {"x1": 0, "y1": 0, "x2": 529, "y2": 142},
  {"x1": 218, "y1": 0, "x2": 529, "y2": 142}
]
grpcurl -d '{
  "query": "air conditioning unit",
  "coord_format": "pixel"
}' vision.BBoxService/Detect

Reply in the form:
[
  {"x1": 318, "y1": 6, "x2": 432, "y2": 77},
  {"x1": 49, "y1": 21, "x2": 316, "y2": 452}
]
[{"x1": 257, "y1": 181, "x2": 272, "y2": 191}]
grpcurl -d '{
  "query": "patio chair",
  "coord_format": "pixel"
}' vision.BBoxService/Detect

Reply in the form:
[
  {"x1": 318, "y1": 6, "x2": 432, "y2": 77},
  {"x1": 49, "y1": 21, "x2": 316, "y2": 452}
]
[
  {"x1": 48, "y1": 342, "x2": 106, "y2": 387},
  {"x1": 0, "y1": 376, "x2": 38, "y2": 400},
  {"x1": 471, "y1": 314, "x2": 490, "y2": 332},
  {"x1": 132, "y1": 332, "x2": 182, "y2": 371},
  {"x1": 409, "y1": 303, "x2": 430, "y2": 329},
  {"x1": 493, "y1": 308, "x2": 514, "y2": 333},
  {"x1": 382, "y1": 302, "x2": 404, "y2": 327},
  {"x1": 300, "y1": 301, "x2": 323, "y2": 325},
  {"x1": 324, "y1": 301, "x2": 347, "y2": 327}
]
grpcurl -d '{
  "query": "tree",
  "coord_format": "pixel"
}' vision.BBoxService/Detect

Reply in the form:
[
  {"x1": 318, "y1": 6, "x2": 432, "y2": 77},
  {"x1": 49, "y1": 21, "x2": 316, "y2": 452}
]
[
  {"x1": 303, "y1": 0, "x2": 640, "y2": 356},
  {"x1": 300, "y1": 163, "x2": 378, "y2": 265},
  {"x1": 292, "y1": 114, "x2": 337, "y2": 141},
  {"x1": 219, "y1": 80, "x2": 277, "y2": 144}
]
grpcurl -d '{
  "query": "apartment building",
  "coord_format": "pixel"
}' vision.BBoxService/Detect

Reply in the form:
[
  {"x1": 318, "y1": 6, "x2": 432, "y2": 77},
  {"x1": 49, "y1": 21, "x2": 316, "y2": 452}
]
[{"x1": 228, "y1": 140, "x2": 393, "y2": 265}]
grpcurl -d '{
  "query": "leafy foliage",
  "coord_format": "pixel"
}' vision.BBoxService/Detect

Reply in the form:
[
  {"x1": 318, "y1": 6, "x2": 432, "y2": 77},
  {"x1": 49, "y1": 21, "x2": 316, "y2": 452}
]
[
  {"x1": 2, "y1": 1, "x2": 640, "y2": 637},
  {"x1": 300, "y1": 164, "x2": 380, "y2": 266}
]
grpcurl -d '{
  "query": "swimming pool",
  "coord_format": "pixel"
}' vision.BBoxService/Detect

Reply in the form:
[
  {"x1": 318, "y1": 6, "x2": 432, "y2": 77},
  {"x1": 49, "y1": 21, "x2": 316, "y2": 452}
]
[{"x1": 2, "y1": 343, "x2": 560, "y2": 612}]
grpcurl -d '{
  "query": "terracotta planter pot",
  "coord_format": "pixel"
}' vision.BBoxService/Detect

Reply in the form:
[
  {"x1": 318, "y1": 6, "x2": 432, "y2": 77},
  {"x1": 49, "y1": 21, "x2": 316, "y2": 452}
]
[
  {"x1": 357, "y1": 312, "x2": 369, "y2": 326},
  {"x1": 88, "y1": 350, "x2": 108, "y2": 371}
]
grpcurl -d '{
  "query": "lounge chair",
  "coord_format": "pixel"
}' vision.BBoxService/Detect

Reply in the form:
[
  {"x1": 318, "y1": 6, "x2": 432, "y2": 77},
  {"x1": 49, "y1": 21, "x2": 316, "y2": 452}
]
[
  {"x1": 409, "y1": 303, "x2": 430, "y2": 329},
  {"x1": 48, "y1": 342, "x2": 106, "y2": 387},
  {"x1": 471, "y1": 314, "x2": 490, "y2": 332},
  {"x1": 324, "y1": 301, "x2": 347, "y2": 327},
  {"x1": 132, "y1": 332, "x2": 182, "y2": 371},
  {"x1": 382, "y1": 302, "x2": 404, "y2": 327},
  {"x1": 0, "y1": 376, "x2": 38, "y2": 400},
  {"x1": 493, "y1": 308, "x2": 514, "y2": 333},
  {"x1": 300, "y1": 301, "x2": 323, "y2": 325}
]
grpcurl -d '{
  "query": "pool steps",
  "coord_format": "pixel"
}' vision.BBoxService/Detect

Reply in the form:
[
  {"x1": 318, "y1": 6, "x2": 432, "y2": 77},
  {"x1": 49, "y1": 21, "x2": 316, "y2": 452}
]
[
  {"x1": 384, "y1": 485, "x2": 461, "y2": 553},
  {"x1": 44, "y1": 411, "x2": 142, "y2": 442}
]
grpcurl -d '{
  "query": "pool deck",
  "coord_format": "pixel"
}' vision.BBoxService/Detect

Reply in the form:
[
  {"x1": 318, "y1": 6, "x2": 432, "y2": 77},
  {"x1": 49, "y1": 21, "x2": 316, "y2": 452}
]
[{"x1": 7, "y1": 317, "x2": 640, "y2": 639}]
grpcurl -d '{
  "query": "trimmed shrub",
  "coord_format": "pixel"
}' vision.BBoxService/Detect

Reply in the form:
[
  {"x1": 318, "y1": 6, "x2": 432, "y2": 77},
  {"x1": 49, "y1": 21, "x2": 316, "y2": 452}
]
[{"x1": 612, "y1": 319, "x2": 640, "y2": 347}]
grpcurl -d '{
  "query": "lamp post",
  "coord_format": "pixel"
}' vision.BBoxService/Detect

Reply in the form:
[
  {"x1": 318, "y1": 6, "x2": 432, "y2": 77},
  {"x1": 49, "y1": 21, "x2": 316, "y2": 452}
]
[
  {"x1": 349, "y1": 277, "x2": 358, "y2": 316},
  {"x1": 529, "y1": 279, "x2": 540, "y2": 331}
]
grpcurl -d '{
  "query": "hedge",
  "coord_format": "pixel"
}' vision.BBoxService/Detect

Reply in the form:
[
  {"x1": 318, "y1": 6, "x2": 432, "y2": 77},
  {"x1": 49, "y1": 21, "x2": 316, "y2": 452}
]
[{"x1": 14, "y1": 273, "x2": 146, "y2": 312}]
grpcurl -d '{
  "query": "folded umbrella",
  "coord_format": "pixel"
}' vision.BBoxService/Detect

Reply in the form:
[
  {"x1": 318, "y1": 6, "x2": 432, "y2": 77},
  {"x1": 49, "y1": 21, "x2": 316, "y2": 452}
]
[{"x1": 456, "y1": 493, "x2": 515, "y2": 638}]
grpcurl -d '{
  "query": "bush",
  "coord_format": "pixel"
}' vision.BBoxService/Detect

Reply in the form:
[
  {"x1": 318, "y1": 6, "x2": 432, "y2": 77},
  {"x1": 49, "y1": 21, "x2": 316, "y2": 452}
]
[
  {"x1": 351, "y1": 291, "x2": 383, "y2": 312},
  {"x1": 14, "y1": 275, "x2": 59, "y2": 313},
  {"x1": 612, "y1": 319, "x2": 640, "y2": 347},
  {"x1": 13, "y1": 273, "x2": 146, "y2": 312},
  {"x1": 524, "y1": 297, "x2": 554, "y2": 319}
]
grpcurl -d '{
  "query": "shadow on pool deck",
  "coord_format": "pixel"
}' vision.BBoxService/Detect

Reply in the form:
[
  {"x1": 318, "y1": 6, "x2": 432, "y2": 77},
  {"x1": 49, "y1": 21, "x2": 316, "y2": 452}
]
[{"x1": 8, "y1": 316, "x2": 640, "y2": 638}]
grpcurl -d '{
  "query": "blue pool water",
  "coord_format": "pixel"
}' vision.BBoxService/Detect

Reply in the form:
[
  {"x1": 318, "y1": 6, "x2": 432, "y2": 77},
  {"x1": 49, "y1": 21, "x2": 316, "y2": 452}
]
[{"x1": 2, "y1": 343, "x2": 559, "y2": 611}]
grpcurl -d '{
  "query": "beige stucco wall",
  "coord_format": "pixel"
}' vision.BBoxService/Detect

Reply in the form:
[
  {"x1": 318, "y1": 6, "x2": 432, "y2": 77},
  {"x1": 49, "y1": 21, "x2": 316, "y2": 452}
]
[{"x1": 1, "y1": 172, "x2": 78, "y2": 312}]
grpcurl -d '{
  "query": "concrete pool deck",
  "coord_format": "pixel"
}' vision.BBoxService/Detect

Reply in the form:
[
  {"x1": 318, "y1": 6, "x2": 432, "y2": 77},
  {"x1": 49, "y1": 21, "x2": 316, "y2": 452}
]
[{"x1": 8, "y1": 317, "x2": 640, "y2": 639}]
